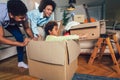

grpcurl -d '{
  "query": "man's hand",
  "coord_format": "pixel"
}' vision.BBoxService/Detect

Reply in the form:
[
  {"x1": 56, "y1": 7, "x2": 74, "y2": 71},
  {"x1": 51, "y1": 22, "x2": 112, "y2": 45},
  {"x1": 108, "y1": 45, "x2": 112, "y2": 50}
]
[{"x1": 20, "y1": 38, "x2": 31, "y2": 46}]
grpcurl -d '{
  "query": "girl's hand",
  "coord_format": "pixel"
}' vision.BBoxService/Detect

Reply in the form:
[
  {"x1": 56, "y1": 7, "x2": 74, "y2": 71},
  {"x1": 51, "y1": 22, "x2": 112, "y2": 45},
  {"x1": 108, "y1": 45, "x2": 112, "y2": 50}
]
[{"x1": 79, "y1": 33, "x2": 88, "y2": 40}]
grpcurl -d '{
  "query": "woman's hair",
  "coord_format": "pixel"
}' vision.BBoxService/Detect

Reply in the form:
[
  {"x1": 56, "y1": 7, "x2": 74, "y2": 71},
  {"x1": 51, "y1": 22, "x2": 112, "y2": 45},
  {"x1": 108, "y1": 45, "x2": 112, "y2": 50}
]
[
  {"x1": 44, "y1": 21, "x2": 58, "y2": 36},
  {"x1": 39, "y1": 0, "x2": 56, "y2": 12},
  {"x1": 7, "y1": 0, "x2": 28, "y2": 16}
]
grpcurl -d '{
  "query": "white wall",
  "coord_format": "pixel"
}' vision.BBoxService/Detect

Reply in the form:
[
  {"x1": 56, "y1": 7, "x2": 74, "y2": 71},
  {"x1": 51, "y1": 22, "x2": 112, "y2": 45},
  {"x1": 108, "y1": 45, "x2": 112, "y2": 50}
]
[
  {"x1": 0, "y1": 0, "x2": 7, "y2": 3},
  {"x1": 0, "y1": 0, "x2": 104, "y2": 21},
  {"x1": 53, "y1": 0, "x2": 68, "y2": 7},
  {"x1": 21, "y1": 0, "x2": 41, "y2": 10}
]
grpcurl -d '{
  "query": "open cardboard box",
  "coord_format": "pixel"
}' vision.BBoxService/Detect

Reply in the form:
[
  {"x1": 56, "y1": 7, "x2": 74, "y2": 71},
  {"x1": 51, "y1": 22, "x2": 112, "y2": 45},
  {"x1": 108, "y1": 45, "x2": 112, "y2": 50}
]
[
  {"x1": 26, "y1": 40, "x2": 80, "y2": 80},
  {"x1": 70, "y1": 21, "x2": 106, "y2": 40}
]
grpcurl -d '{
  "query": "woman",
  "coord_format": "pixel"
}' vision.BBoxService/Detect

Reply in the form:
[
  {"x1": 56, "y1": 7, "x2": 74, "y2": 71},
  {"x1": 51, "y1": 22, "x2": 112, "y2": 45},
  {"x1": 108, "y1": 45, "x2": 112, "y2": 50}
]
[{"x1": 27, "y1": 0, "x2": 56, "y2": 40}]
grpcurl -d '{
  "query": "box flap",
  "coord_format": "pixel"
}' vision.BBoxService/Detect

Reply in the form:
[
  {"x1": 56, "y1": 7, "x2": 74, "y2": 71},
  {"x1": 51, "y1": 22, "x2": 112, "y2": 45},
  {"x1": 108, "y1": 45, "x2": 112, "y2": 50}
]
[
  {"x1": 70, "y1": 21, "x2": 100, "y2": 29},
  {"x1": 26, "y1": 40, "x2": 66, "y2": 65},
  {"x1": 66, "y1": 40, "x2": 80, "y2": 64}
]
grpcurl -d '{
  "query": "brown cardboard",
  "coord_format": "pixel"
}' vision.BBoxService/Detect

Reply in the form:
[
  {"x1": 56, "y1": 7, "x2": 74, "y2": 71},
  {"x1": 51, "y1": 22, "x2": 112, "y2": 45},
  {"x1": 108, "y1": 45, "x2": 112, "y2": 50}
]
[
  {"x1": 70, "y1": 21, "x2": 106, "y2": 40},
  {"x1": 99, "y1": 20, "x2": 106, "y2": 34},
  {"x1": 26, "y1": 40, "x2": 80, "y2": 80},
  {"x1": 73, "y1": 15, "x2": 85, "y2": 23},
  {"x1": 57, "y1": 21, "x2": 64, "y2": 35}
]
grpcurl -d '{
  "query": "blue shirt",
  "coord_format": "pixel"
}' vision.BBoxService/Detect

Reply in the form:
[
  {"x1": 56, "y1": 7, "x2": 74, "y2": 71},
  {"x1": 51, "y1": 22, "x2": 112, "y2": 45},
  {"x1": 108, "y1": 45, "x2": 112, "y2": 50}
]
[
  {"x1": 27, "y1": 9, "x2": 54, "y2": 36},
  {"x1": 0, "y1": 3, "x2": 10, "y2": 28}
]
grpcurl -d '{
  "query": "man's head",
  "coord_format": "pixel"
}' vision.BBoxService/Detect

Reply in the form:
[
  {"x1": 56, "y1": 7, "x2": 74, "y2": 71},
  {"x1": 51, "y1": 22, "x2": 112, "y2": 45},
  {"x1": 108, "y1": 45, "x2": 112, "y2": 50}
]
[
  {"x1": 7, "y1": 0, "x2": 28, "y2": 22},
  {"x1": 45, "y1": 21, "x2": 58, "y2": 36},
  {"x1": 39, "y1": 0, "x2": 56, "y2": 17}
]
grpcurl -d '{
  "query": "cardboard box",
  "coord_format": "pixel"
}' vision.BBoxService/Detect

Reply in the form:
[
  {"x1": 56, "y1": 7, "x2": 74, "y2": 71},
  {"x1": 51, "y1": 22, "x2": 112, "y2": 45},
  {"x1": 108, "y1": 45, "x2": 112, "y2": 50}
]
[
  {"x1": 26, "y1": 40, "x2": 80, "y2": 80},
  {"x1": 70, "y1": 21, "x2": 106, "y2": 40},
  {"x1": 73, "y1": 14, "x2": 85, "y2": 23}
]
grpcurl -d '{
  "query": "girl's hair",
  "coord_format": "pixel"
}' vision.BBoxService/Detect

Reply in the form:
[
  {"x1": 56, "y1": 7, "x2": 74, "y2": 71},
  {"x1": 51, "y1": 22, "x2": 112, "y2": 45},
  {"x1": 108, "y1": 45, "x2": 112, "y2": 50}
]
[
  {"x1": 44, "y1": 21, "x2": 58, "y2": 36},
  {"x1": 7, "y1": 0, "x2": 28, "y2": 16},
  {"x1": 38, "y1": 0, "x2": 56, "y2": 12}
]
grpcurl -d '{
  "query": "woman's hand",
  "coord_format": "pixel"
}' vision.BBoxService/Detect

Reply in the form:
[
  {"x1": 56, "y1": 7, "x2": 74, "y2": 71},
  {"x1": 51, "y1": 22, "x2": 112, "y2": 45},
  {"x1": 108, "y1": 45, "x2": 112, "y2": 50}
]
[{"x1": 32, "y1": 34, "x2": 43, "y2": 41}]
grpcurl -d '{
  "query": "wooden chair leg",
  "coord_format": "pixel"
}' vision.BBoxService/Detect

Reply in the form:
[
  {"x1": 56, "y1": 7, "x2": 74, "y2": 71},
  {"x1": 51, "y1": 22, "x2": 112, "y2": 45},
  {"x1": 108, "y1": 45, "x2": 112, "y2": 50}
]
[
  {"x1": 98, "y1": 41, "x2": 106, "y2": 60},
  {"x1": 106, "y1": 37, "x2": 120, "y2": 73},
  {"x1": 112, "y1": 34, "x2": 120, "y2": 55},
  {"x1": 88, "y1": 33, "x2": 120, "y2": 73},
  {"x1": 88, "y1": 38, "x2": 103, "y2": 65}
]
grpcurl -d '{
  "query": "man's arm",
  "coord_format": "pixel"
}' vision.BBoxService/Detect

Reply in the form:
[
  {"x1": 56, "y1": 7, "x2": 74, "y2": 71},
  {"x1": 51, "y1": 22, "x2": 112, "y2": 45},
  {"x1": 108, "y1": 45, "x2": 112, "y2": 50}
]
[
  {"x1": 23, "y1": 20, "x2": 41, "y2": 40},
  {"x1": 22, "y1": 21, "x2": 34, "y2": 39},
  {"x1": 0, "y1": 26, "x2": 29, "y2": 46}
]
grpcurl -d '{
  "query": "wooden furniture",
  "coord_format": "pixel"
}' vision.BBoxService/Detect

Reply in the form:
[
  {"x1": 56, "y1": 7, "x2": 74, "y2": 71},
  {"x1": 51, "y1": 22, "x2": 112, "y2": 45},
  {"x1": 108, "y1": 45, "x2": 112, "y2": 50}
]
[{"x1": 88, "y1": 33, "x2": 120, "y2": 73}]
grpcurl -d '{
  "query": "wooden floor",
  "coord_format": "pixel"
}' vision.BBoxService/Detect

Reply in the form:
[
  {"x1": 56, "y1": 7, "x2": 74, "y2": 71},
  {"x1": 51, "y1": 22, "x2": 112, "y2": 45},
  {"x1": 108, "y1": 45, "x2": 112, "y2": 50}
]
[
  {"x1": 77, "y1": 54, "x2": 120, "y2": 78},
  {"x1": 0, "y1": 54, "x2": 120, "y2": 80}
]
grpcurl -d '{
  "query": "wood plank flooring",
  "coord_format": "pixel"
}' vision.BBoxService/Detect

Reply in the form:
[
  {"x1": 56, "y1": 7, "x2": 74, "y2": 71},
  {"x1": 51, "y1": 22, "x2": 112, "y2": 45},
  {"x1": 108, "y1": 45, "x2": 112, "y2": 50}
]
[
  {"x1": 0, "y1": 54, "x2": 120, "y2": 80},
  {"x1": 77, "y1": 54, "x2": 120, "y2": 78},
  {"x1": 0, "y1": 55, "x2": 29, "y2": 80}
]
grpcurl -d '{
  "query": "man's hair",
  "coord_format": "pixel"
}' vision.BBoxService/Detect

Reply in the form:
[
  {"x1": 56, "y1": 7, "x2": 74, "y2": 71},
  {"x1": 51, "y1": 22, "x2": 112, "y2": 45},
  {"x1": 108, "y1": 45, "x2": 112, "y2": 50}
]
[
  {"x1": 39, "y1": 0, "x2": 56, "y2": 12},
  {"x1": 44, "y1": 21, "x2": 58, "y2": 36},
  {"x1": 7, "y1": 0, "x2": 28, "y2": 16}
]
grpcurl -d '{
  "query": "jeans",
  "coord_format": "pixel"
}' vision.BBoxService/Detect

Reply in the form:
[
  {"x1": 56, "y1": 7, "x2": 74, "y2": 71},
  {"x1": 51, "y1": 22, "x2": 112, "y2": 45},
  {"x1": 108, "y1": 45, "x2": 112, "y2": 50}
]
[{"x1": 5, "y1": 25, "x2": 24, "y2": 62}]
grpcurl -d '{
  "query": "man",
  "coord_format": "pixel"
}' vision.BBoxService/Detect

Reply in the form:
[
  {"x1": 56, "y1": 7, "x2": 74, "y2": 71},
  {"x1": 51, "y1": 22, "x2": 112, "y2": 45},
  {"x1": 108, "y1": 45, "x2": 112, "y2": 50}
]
[{"x1": 0, "y1": 0, "x2": 34, "y2": 68}]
